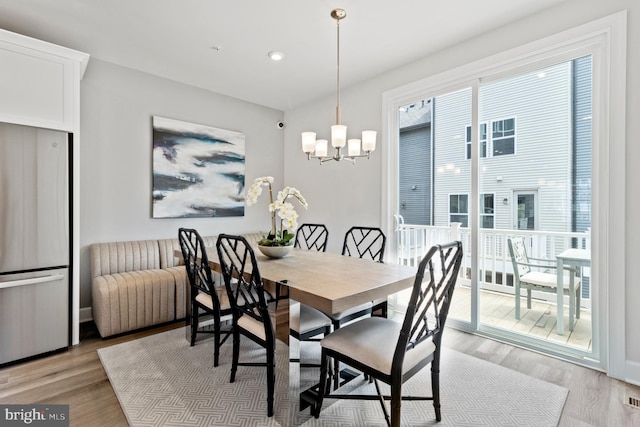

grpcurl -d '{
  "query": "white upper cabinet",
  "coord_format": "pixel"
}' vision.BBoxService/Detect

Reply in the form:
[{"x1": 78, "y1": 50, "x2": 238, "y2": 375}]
[{"x1": 0, "y1": 28, "x2": 89, "y2": 132}]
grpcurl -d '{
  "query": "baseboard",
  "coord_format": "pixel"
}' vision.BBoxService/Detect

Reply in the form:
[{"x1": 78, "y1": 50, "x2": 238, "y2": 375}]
[
  {"x1": 79, "y1": 306, "x2": 93, "y2": 323},
  {"x1": 625, "y1": 360, "x2": 640, "y2": 387}
]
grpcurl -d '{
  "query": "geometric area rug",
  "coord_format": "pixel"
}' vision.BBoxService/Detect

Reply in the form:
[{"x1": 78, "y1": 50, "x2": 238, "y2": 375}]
[{"x1": 98, "y1": 327, "x2": 567, "y2": 426}]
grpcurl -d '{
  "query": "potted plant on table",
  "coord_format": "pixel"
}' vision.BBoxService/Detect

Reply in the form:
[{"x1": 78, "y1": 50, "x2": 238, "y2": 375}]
[{"x1": 246, "y1": 176, "x2": 308, "y2": 258}]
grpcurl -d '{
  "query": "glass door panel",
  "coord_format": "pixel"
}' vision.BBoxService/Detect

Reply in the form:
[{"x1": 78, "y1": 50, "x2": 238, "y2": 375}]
[
  {"x1": 395, "y1": 88, "x2": 472, "y2": 323},
  {"x1": 477, "y1": 56, "x2": 593, "y2": 355}
]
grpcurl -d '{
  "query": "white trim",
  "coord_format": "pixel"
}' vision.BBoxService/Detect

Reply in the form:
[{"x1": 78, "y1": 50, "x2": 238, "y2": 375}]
[
  {"x1": 382, "y1": 11, "x2": 627, "y2": 378},
  {"x1": 79, "y1": 307, "x2": 93, "y2": 324}
]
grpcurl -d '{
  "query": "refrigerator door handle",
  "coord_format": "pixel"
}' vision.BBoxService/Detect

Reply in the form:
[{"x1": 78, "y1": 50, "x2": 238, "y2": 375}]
[{"x1": 0, "y1": 274, "x2": 65, "y2": 290}]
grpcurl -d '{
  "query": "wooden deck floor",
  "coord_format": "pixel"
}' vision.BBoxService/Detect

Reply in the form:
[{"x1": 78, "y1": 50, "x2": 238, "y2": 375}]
[{"x1": 448, "y1": 285, "x2": 592, "y2": 352}]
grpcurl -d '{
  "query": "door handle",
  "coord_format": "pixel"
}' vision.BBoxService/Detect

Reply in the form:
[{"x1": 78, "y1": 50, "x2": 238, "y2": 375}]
[{"x1": 0, "y1": 274, "x2": 65, "y2": 290}]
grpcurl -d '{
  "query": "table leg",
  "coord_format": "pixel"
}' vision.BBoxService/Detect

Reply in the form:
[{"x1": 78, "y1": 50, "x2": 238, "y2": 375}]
[
  {"x1": 556, "y1": 258, "x2": 565, "y2": 335},
  {"x1": 568, "y1": 266, "x2": 575, "y2": 331},
  {"x1": 268, "y1": 285, "x2": 305, "y2": 426}
]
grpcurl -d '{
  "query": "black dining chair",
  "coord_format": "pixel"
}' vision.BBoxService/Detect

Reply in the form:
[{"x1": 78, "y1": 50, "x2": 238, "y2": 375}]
[
  {"x1": 291, "y1": 223, "x2": 332, "y2": 340},
  {"x1": 290, "y1": 224, "x2": 333, "y2": 364},
  {"x1": 312, "y1": 241, "x2": 464, "y2": 427},
  {"x1": 294, "y1": 223, "x2": 329, "y2": 252},
  {"x1": 216, "y1": 234, "x2": 277, "y2": 417},
  {"x1": 317, "y1": 226, "x2": 388, "y2": 389},
  {"x1": 342, "y1": 226, "x2": 388, "y2": 317},
  {"x1": 178, "y1": 228, "x2": 232, "y2": 367}
]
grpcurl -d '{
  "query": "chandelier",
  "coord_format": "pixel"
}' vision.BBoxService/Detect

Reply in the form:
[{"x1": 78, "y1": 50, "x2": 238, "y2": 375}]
[{"x1": 301, "y1": 8, "x2": 377, "y2": 164}]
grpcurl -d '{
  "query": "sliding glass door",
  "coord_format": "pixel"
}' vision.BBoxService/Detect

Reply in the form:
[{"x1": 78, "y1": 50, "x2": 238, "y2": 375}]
[{"x1": 381, "y1": 11, "x2": 630, "y2": 369}]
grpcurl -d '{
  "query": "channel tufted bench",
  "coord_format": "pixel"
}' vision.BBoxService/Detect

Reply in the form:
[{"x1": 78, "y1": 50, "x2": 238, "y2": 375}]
[{"x1": 90, "y1": 236, "x2": 216, "y2": 338}]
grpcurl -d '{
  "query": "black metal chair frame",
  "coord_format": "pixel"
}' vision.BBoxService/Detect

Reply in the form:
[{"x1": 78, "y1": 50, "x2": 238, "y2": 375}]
[
  {"x1": 312, "y1": 241, "x2": 464, "y2": 427},
  {"x1": 323, "y1": 226, "x2": 388, "y2": 389},
  {"x1": 292, "y1": 223, "x2": 331, "y2": 340},
  {"x1": 216, "y1": 234, "x2": 277, "y2": 418},
  {"x1": 342, "y1": 225, "x2": 388, "y2": 317},
  {"x1": 294, "y1": 223, "x2": 329, "y2": 252},
  {"x1": 342, "y1": 226, "x2": 386, "y2": 262},
  {"x1": 291, "y1": 223, "x2": 332, "y2": 367},
  {"x1": 178, "y1": 227, "x2": 232, "y2": 367}
]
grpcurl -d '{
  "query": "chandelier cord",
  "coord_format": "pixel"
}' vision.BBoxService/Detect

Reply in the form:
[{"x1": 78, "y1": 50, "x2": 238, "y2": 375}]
[{"x1": 336, "y1": 16, "x2": 341, "y2": 126}]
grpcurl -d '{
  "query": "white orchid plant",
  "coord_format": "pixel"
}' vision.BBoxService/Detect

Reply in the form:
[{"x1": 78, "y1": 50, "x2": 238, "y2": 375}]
[{"x1": 246, "y1": 176, "x2": 308, "y2": 246}]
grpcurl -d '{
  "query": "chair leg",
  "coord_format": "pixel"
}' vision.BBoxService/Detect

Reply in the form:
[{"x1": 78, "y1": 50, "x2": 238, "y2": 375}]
[
  {"x1": 267, "y1": 346, "x2": 275, "y2": 417},
  {"x1": 230, "y1": 327, "x2": 239, "y2": 383},
  {"x1": 332, "y1": 321, "x2": 341, "y2": 390},
  {"x1": 313, "y1": 349, "x2": 330, "y2": 418},
  {"x1": 576, "y1": 286, "x2": 581, "y2": 319},
  {"x1": 526, "y1": 289, "x2": 532, "y2": 309},
  {"x1": 431, "y1": 354, "x2": 442, "y2": 422},
  {"x1": 190, "y1": 305, "x2": 198, "y2": 346},
  {"x1": 213, "y1": 313, "x2": 221, "y2": 367},
  {"x1": 390, "y1": 383, "x2": 402, "y2": 427},
  {"x1": 515, "y1": 282, "x2": 521, "y2": 319}
]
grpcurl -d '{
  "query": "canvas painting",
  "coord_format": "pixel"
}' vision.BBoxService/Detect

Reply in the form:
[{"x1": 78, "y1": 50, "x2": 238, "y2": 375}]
[{"x1": 152, "y1": 116, "x2": 245, "y2": 218}]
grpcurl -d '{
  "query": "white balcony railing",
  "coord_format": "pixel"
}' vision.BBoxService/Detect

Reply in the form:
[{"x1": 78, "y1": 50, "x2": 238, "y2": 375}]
[{"x1": 394, "y1": 216, "x2": 591, "y2": 303}]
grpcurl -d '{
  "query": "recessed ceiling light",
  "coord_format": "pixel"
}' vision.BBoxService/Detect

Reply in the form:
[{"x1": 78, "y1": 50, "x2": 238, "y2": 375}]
[{"x1": 268, "y1": 51, "x2": 285, "y2": 61}]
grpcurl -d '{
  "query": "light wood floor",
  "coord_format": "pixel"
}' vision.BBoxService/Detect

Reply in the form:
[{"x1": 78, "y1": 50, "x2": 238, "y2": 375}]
[
  {"x1": 1, "y1": 321, "x2": 639, "y2": 426},
  {"x1": 449, "y1": 285, "x2": 592, "y2": 351}
]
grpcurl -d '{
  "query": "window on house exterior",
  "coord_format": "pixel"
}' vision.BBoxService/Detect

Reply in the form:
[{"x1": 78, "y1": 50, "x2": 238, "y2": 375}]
[
  {"x1": 492, "y1": 118, "x2": 515, "y2": 156},
  {"x1": 449, "y1": 194, "x2": 468, "y2": 227},
  {"x1": 480, "y1": 193, "x2": 495, "y2": 228},
  {"x1": 466, "y1": 120, "x2": 513, "y2": 159}
]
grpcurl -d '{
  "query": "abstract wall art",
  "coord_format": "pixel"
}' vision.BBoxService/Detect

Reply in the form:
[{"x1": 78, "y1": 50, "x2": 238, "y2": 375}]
[{"x1": 152, "y1": 116, "x2": 245, "y2": 218}]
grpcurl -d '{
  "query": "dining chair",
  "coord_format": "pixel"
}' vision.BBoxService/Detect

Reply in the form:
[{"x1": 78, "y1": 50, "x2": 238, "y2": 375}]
[
  {"x1": 178, "y1": 228, "x2": 232, "y2": 367},
  {"x1": 508, "y1": 237, "x2": 581, "y2": 326},
  {"x1": 342, "y1": 225, "x2": 388, "y2": 316},
  {"x1": 312, "y1": 241, "x2": 464, "y2": 427},
  {"x1": 318, "y1": 226, "x2": 388, "y2": 389},
  {"x1": 294, "y1": 223, "x2": 329, "y2": 252},
  {"x1": 290, "y1": 224, "x2": 333, "y2": 364},
  {"x1": 216, "y1": 233, "x2": 277, "y2": 417},
  {"x1": 291, "y1": 223, "x2": 332, "y2": 340}
]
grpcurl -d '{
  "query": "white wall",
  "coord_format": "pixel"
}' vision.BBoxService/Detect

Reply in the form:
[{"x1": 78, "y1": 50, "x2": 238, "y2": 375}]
[
  {"x1": 79, "y1": 59, "x2": 284, "y2": 308},
  {"x1": 283, "y1": 0, "x2": 639, "y2": 380}
]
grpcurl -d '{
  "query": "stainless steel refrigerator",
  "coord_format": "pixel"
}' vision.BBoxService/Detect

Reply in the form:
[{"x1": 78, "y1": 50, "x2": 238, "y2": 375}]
[{"x1": 0, "y1": 122, "x2": 70, "y2": 365}]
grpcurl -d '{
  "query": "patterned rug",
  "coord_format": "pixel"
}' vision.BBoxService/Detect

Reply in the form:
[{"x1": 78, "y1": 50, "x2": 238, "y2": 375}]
[{"x1": 98, "y1": 327, "x2": 567, "y2": 426}]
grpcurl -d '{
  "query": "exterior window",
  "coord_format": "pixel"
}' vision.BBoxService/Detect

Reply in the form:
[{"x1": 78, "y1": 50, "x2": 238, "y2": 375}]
[
  {"x1": 465, "y1": 119, "x2": 513, "y2": 159},
  {"x1": 492, "y1": 118, "x2": 515, "y2": 156},
  {"x1": 480, "y1": 193, "x2": 494, "y2": 228},
  {"x1": 449, "y1": 194, "x2": 468, "y2": 227}
]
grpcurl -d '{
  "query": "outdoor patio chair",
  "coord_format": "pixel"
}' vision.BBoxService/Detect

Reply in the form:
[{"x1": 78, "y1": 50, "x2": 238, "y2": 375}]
[{"x1": 507, "y1": 237, "x2": 581, "y2": 328}]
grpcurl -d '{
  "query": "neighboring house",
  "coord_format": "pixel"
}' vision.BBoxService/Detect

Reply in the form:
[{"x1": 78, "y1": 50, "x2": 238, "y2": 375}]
[{"x1": 399, "y1": 56, "x2": 592, "y2": 236}]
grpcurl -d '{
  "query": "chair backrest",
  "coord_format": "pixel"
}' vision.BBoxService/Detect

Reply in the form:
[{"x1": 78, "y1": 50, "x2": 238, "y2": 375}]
[
  {"x1": 294, "y1": 223, "x2": 329, "y2": 252},
  {"x1": 216, "y1": 234, "x2": 274, "y2": 342},
  {"x1": 342, "y1": 226, "x2": 386, "y2": 262},
  {"x1": 507, "y1": 237, "x2": 531, "y2": 278},
  {"x1": 393, "y1": 241, "x2": 463, "y2": 377},
  {"x1": 178, "y1": 228, "x2": 216, "y2": 299}
]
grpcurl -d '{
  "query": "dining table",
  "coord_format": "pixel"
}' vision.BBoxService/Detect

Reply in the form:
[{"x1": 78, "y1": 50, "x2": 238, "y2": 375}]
[{"x1": 177, "y1": 245, "x2": 417, "y2": 424}]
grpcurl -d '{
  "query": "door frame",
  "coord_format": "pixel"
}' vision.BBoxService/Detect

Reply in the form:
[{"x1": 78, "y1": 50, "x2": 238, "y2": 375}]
[{"x1": 381, "y1": 12, "x2": 626, "y2": 378}]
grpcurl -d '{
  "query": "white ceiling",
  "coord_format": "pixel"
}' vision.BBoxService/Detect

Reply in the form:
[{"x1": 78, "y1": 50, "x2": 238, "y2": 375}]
[{"x1": 0, "y1": 0, "x2": 568, "y2": 111}]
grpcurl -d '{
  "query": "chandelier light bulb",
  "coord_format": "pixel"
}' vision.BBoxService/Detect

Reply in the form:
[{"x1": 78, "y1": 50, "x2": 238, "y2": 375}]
[{"x1": 302, "y1": 132, "x2": 317, "y2": 153}]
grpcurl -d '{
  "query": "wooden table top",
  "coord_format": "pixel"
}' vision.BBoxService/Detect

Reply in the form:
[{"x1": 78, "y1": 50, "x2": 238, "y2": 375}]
[{"x1": 203, "y1": 247, "x2": 417, "y2": 315}]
